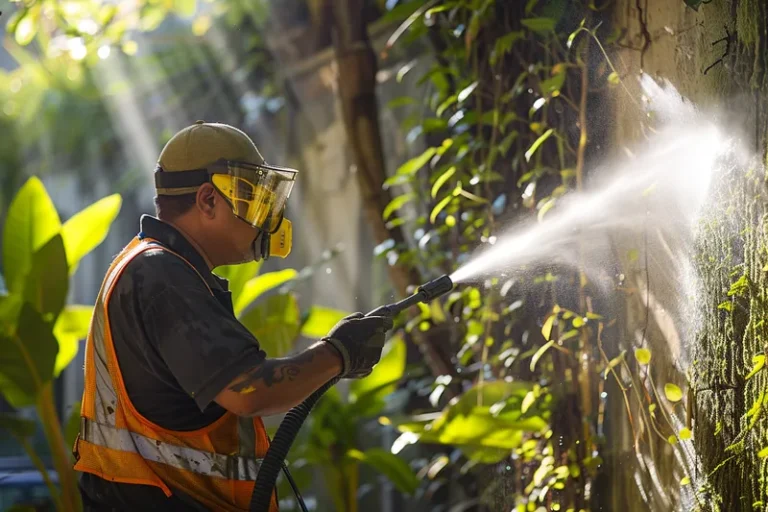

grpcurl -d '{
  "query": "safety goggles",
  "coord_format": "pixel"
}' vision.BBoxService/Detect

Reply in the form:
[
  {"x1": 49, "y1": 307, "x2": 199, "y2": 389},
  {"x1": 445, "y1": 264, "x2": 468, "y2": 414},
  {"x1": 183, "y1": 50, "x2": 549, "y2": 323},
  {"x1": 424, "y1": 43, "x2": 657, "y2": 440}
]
[{"x1": 154, "y1": 159, "x2": 298, "y2": 258}]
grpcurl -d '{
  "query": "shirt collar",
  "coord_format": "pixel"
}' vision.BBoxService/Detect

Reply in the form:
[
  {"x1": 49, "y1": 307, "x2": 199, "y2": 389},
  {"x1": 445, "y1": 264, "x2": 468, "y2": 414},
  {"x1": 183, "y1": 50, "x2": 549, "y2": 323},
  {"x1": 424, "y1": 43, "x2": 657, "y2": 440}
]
[{"x1": 138, "y1": 215, "x2": 230, "y2": 291}]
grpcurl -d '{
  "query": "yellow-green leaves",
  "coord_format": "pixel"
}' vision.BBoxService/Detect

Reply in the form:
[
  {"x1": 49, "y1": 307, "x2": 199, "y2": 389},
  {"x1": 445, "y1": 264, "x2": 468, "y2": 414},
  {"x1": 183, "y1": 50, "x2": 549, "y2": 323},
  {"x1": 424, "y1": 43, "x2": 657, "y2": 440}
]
[
  {"x1": 679, "y1": 428, "x2": 692, "y2": 440},
  {"x1": 746, "y1": 354, "x2": 766, "y2": 380},
  {"x1": 635, "y1": 348, "x2": 652, "y2": 365},
  {"x1": 61, "y1": 194, "x2": 122, "y2": 275},
  {"x1": 383, "y1": 193, "x2": 415, "y2": 221},
  {"x1": 525, "y1": 128, "x2": 554, "y2": 162},
  {"x1": 664, "y1": 383, "x2": 684, "y2": 403}
]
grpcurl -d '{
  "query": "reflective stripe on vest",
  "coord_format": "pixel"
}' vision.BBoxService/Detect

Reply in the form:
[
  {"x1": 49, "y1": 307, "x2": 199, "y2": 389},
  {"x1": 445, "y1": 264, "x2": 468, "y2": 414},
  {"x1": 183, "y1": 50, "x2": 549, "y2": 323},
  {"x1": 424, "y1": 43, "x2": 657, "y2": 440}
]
[{"x1": 80, "y1": 418, "x2": 262, "y2": 481}]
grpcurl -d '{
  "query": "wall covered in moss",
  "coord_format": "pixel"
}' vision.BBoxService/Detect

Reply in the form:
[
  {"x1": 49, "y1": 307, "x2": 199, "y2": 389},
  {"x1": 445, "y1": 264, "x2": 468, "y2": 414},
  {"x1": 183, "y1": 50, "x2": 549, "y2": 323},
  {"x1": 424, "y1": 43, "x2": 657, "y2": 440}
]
[{"x1": 608, "y1": 0, "x2": 768, "y2": 509}]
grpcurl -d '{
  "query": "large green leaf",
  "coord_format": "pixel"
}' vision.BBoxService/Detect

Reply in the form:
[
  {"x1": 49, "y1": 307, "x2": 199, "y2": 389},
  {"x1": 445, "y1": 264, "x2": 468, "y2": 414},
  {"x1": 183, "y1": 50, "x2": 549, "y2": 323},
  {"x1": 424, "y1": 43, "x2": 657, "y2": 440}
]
[
  {"x1": 61, "y1": 194, "x2": 122, "y2": 274},
  {"x1": 234, "y1": 269, "x2": 298, "y2": 316},
  {"x1": 53, "y1": 305, "x2": 93, "y2": 376},
  {"x1": 2, "y1": 177, "x2": 61, "y2": 294},
  {"x1": 299, "y1": 306, "x2": 348, "y2": 339},
  {"x1": 214, "y1": 260, "x2": 263, "y2": 303},
  {"x1": 0, "y1": 303, "x2": 59, "y2": 407},
  {"x1": 240, "y1": 293, "x2": 300, "y2": 357},
  {"x1": 398, "y1": 381, "x2": 546, "y2": 461},
  {"x1": 348, "y1": 448, "x2": 419, "y2": 495},
  {"x1": 0, "y1": 413, "x2": 37, "y2": 439},
  {"x1": 350, "y1": 335, "x2": 406, "y2": 411},
  {"x1": 23, "y1": 234, "x2": 68, "y2": 322}
]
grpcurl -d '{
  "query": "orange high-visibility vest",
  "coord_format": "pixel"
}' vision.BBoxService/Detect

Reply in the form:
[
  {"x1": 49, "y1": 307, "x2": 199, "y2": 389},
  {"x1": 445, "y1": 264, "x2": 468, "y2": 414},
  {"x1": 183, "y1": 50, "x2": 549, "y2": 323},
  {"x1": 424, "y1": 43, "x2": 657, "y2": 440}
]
[{"x1": 73, "y1": 236, "x2": 278, "y2": 511}]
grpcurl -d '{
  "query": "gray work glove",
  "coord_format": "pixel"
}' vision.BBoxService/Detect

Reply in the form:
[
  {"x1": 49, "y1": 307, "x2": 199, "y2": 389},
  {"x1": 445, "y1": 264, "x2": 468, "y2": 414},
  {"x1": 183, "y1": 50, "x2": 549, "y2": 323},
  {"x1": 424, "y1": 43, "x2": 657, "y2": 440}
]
[{"x1": 323, "y1": 312, "x2": 394, "y2": 379}]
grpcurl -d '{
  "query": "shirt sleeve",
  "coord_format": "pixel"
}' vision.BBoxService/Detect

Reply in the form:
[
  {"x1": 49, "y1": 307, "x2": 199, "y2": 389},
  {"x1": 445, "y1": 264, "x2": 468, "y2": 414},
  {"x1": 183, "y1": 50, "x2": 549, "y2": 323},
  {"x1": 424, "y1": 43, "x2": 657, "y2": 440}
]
[{"x1": 132, "y1": 251, "x2": 267, "y2": 411}]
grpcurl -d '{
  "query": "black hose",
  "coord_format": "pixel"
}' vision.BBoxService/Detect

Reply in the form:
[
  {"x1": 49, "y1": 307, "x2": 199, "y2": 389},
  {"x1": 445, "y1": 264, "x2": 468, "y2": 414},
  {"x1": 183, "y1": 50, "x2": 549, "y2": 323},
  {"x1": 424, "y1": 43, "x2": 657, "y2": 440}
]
[{"x1": 249, "y1": 376, "x2": 340, "y2": 511}]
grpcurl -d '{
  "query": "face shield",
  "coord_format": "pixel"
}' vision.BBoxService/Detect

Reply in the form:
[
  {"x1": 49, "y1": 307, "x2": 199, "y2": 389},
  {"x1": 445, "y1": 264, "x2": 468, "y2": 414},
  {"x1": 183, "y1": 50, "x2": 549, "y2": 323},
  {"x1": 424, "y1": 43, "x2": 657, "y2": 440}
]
[{"x1": 154, "y1": 159, "x2": 297, "y2": 259}]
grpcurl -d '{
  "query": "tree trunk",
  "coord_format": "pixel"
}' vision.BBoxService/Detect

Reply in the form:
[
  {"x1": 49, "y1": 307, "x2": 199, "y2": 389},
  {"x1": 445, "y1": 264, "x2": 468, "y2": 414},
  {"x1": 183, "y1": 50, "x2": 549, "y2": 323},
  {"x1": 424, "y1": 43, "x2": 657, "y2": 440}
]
[{"x1": 327, "y1": 0, "x2": 458, "y2": 381}]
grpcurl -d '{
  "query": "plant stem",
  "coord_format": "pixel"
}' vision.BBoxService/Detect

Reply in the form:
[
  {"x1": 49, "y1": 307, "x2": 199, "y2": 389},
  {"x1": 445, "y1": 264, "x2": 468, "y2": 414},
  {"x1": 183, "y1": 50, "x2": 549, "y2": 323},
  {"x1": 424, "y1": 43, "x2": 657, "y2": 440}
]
[
  {"x1": 19, "y1": 437, "x2": 64, "y2": 511},
  {"x1": 38, "y1": 381, "x2": 81, "y2": 512}
]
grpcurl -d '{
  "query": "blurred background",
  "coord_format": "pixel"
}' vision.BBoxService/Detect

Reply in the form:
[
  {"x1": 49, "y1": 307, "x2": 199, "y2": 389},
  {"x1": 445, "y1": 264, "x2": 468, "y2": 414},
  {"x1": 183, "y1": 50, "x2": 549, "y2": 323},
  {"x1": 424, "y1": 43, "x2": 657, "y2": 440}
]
[{"x1": 2, "y1": 0, "x2": 768, "y2": 511}]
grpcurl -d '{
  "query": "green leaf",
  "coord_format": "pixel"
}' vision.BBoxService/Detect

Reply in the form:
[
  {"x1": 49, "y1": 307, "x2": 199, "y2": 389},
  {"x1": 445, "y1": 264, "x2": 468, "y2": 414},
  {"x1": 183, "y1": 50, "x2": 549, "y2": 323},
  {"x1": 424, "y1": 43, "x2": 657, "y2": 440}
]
[
  {"x1": 140, "y1": 4, "x2": 168, "y2": 31},
  {"x1": 430, "y1": 194, "x2": 453, "y2": 224},
  {"x1": 635, "y1": 348, "x2": 652, "y2": 365},
  {"x1": 602, "y1": 350, "x2": 626, "y2": 379},
  {"x1": 214, "y1": 260, "x2": 263, "y2": 302},
  {"x1": 521, "y1": 17, "x2": 556, "y2": 34},
  {"x1": 668, "y1": 435, "x2": 678, "y2": 445},
  {"x1": 664, "y1": 383, "x2": 683, "y2": 403},
  {"x1": 0, "y1": 413, "x2": 36, "y2": 439},
  {"x1": 300, "y1": 306, "x2": 348, "y2": 339},
  {"x1": 348, "y1": 448, "x2": 419, "y2": 495},
  {"x1": 436, "y1": 95, "x2": 458, "y2": 117},
  {"x1": 24, "y1": 234, "x2": 68, "y2": 322},
  {"x1": 239, "y1": 293, "x2": 300, "y2": 357},
  {"x1": 679, "y1": 427, "x2": 692, "y2": 440},
  {"x1": 457, "y1": 81, "x2": 479, "y2": 103},
  {"x1": 540, "y1": 66, "x2": 566, "y2": 95},
  {"x1": 758, "y1": 446, "x2": 768, "y2": 458},
  {"x1": 747, "y1": 355, "x2": 766, "y2": 380},
  {"x1": 234, "y1": 269, "x2": 298, "y2": 317},
  {"x1": 490, "y1": 31, "x2": 524, "y2": 66},
  {"x1": 680, "y1": 476, "x2": 691, "y2": 485},
  {"x1": 530, "y1": 340, "x2": 555, "y2": 371},
  {"x1": 173, "y1": 0, "x2": 196, "y2": 17},
  {"x1": 525, "y1": 128, "x2": 554, "y2": 162},
  {"x1": 61, "y1": 194, "x2": 122, "y2": 275},
  {"x1": 3, "y1": 177, "x2": 61, "y2": 294},
  {"x1": 388, "y1": 97, "x2": 415, "y2": 109},
  {"x1": 0, "y1": 303, "x2": 59, "y2": 407},
  {"x1": 431, "y1": 166, "x2": 457, "y2": 199},
  {"x1": 14, "y1": 7, "x2": 39, "y2": 46},
  {"x1": 53, "y1": 305, "x2": 93, "y2": 376},
  {"x1": 541, "y1": 313, "x2": 555, "y2": 340},
  {"x1": 65, "y1": 402, "x2": 82, "y2": 449},
  {"x1": 383, "y1": 193, "x2": 415, "y2": 221},
  {"x1": 396, "y1": 148, "x2": 436, "y2": 176},
  {"x1": 350, "y1": 335, "x2": 406, "y2": 409},
  {"x1": 607, "y1": 71, "x2": 620, "y2": 85}
]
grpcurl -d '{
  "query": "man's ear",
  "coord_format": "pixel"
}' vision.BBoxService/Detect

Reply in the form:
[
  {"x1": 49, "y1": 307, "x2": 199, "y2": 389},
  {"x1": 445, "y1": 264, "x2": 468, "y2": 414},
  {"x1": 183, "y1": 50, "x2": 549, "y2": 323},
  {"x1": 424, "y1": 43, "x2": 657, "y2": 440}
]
[{"x1": 196, "y1": 183, "x2": 217, "y2": 218}]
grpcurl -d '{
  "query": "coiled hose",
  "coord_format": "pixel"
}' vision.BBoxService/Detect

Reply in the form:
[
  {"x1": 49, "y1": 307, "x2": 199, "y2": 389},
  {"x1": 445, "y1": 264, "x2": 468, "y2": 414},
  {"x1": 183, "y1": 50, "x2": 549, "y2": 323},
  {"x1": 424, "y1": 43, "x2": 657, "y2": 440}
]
[{"x1": 249, "y1": 376, "x2": 340, "y2": 511}]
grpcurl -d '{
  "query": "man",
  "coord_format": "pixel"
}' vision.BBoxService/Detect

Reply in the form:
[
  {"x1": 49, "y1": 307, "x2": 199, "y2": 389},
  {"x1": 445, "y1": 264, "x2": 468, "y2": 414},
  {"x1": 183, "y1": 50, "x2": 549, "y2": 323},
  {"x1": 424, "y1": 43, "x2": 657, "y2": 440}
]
[{"x1": 73, "y1": 121, "x2": 392, "y2": 511}]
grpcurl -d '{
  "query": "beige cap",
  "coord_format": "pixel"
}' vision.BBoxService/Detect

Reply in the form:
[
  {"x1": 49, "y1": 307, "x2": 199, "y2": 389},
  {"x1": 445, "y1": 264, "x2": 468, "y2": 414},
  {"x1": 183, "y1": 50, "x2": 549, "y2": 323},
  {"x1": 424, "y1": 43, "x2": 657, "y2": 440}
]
[{"x1": 156, "y1": 121, "x2": 265, "y2": 195}]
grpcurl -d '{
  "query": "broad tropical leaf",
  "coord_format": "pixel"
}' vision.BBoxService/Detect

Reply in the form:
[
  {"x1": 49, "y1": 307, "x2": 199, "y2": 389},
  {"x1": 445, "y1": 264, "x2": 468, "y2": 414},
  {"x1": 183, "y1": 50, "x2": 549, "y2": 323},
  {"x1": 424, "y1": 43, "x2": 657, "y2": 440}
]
[
  {"x1": 350, "y1": 335, "x2": 406, "y2": 412},
  {"x1": 213, "y1": 260, "x2": 262, "y2": 301},
  {"x1": 23, "y1": 234, "x2": 68, "y2": 321},
  {"x1": 234, "y1": 269, "x2": 297, "y2": 316},
  {"x1": 300, "y1": 306, "x2": 348, "y2": 339},
  {"x1": 0, "y1": 304, "x2": 59, "y2": 407},
  {"x1": 2, "y1": 177, "x2": 61, "y2": 294},
  {"x1": 61, "y1": 194, "x2": 122, "y2": 274},
  {"x1": 240, "y1": 293, "x2": 300, "y2": 357},
  {"x1": 348, "y1": 448, "x2": 419, "y2": 495},
  {"x1": 53, "y1": 305, "x2": 93, "y2": 376}
]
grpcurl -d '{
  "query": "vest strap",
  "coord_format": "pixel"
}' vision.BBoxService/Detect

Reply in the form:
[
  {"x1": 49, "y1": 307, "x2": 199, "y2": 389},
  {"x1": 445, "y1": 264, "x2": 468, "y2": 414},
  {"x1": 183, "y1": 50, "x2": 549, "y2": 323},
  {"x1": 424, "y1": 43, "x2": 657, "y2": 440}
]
[{"x1": 80, "y1": 418, "x2": 262, "y2": 481}]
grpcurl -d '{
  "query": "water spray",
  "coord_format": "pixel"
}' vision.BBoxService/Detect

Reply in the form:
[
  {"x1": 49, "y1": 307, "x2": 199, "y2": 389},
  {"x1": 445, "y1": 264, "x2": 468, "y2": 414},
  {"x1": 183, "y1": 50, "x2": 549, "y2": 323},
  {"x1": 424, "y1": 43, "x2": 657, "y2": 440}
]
[{"x1": 249, "y1": 275, "x2": 455, "y2": 512}]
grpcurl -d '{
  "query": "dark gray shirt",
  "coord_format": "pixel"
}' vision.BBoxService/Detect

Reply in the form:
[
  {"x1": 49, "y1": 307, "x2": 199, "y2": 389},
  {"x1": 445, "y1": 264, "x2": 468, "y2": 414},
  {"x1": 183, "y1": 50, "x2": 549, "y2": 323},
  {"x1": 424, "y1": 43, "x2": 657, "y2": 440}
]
[{"x1": 78, "y1": 214, "x2": 266, "y2": 510}]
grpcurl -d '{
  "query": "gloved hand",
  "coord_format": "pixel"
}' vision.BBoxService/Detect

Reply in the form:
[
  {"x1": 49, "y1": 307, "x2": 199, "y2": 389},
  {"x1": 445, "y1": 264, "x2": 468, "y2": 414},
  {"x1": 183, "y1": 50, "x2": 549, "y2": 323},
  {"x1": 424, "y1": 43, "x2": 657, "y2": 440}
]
[{"x1": 323, "y1": 312, "x2": 394, "y2": 378}]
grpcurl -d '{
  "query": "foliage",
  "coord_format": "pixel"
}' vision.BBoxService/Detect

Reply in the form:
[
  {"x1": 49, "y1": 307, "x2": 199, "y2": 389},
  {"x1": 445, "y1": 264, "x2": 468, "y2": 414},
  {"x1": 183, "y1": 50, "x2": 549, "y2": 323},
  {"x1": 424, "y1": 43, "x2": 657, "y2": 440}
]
[
  {"x1": 372, "y1": 0, "x2": 698, "y2": 509},
  {"x1": 0, "y1": 177, "x2": 123, "y2": 512}
]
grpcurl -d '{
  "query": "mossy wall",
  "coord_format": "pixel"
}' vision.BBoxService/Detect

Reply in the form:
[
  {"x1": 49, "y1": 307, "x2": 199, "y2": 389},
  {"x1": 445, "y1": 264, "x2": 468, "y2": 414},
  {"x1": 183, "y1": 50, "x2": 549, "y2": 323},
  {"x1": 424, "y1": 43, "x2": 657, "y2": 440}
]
[{"x1": 608, "y1": 0, "x2": 768, "y2": 509}]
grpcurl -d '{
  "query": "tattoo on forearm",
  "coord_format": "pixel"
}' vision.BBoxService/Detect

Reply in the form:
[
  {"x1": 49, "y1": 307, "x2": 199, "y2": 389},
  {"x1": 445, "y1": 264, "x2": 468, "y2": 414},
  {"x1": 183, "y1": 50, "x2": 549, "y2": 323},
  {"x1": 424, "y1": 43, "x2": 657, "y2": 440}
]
[{"x1": 229, "y1": 349, "x2": 316, "y2": 394}]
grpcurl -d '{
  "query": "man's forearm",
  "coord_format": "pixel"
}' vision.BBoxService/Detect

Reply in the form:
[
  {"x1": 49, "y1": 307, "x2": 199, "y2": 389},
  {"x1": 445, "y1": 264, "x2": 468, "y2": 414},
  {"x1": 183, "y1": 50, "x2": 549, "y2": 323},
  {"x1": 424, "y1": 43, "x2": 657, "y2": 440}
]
[{"x1": 221, "y1": 341, "x2": 342, "y2": 417}]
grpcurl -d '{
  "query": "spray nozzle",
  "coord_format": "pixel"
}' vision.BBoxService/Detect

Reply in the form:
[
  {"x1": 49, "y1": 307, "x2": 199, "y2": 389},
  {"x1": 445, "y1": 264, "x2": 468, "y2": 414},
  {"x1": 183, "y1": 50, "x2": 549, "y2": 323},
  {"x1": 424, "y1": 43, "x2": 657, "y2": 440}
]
[{"x1": 365, "y1": 274, "x2": 454, "y2": 318}]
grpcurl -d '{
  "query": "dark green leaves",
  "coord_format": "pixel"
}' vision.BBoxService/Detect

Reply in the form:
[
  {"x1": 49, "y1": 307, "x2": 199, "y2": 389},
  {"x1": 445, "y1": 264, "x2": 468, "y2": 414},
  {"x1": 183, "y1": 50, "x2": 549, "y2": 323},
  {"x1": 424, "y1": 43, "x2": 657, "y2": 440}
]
[
  {"x1": 24, "y1": 234, "x2": 68, "y2": 322},
  {"x1": 0, "y1": 303, "x2": 59, "y2": 407},
  {"x1": 348, "y1": 448, "x2": 419, "y2": 495},
  {"x1": 521, "y1": 18, "x2": 556, "y2": 34}
]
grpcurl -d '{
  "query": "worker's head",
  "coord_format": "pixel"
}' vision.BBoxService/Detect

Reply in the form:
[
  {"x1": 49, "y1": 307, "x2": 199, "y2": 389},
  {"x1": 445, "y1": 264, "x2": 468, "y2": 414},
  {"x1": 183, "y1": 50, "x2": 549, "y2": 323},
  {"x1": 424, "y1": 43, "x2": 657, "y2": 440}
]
[{"x1": 153, "y1": 121, "x2": 295, "y2": 267}]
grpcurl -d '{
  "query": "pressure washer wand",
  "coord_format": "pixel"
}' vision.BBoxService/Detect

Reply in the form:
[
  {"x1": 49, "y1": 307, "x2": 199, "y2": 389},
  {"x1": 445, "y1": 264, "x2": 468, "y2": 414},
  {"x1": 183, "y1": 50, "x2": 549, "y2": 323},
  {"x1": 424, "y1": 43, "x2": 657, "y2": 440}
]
[
  {"x1": 365, "y1": 274, "x2": 454, "y2": 318},
  {"x1": 249, "y1": 275, "x2": 454, "y2": 512}
]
